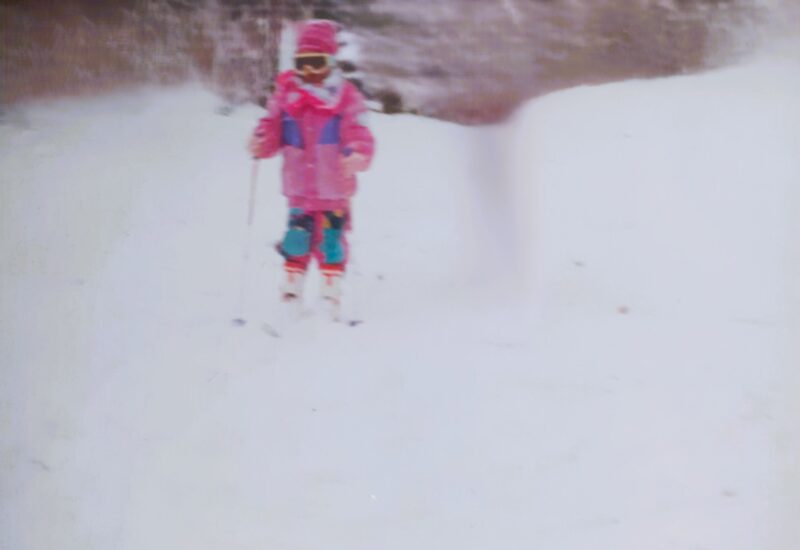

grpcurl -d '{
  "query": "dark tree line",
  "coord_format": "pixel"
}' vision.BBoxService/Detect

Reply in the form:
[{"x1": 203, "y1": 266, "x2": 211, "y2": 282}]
[{"x1": 1, "y1": 0, "x2": 793, "y2": 121}]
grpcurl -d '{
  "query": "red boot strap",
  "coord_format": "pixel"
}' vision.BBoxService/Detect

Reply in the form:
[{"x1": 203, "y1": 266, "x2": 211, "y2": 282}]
[
  {"x1": 319, "y1": 263, "x2": 344, "y2": 274},
  {"x1": 284, "y1": 262, "x2": 306, "y2": 274}
]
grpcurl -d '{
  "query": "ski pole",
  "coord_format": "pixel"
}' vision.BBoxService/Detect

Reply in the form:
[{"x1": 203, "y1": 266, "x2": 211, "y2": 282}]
[
  {"x1": 233, "y1": 160, "x2": 260, "y2": 327},
  {"x1": 246, "y1": 160, "x2": 259, "y2": 227}
]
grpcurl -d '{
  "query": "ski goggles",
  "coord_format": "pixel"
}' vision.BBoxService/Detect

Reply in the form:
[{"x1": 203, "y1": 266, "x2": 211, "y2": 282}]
[{"x1": 294, "y1": 53, "x2": 331, "y2": 74}]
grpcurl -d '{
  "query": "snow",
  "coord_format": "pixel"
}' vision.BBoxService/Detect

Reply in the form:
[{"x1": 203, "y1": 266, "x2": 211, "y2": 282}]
[
  {"x1": 279, "y1": 20, "x2": 298, "y2": 72},
  {"x1": 2, "y1": 55, "x2": 800, "y2": 550},
  {"x1": 337, "y1": 30, "x2": 363, "y2": 66}
]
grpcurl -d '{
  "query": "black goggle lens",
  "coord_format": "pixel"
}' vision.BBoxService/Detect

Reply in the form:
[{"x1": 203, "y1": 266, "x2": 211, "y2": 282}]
[{"x1": 294, "y1": 55, "x2": 328, "y2": 71}]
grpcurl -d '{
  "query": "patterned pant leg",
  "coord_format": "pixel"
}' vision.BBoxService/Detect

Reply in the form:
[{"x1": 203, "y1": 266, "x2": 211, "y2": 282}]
[
  {"x1": 315, "y1": 209, "x2": 349, "y2": 272},
  {"x1": 277, "y1": 208, "x2": 314, "y2": 270}
]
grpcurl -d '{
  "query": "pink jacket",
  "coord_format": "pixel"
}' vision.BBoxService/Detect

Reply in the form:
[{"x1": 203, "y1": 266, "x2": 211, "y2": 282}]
[{"x1": 252, "y1": 70, "x2": 375, "y2": 210}]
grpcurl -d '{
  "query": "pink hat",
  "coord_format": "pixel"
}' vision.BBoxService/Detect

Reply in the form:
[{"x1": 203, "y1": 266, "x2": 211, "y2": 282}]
[{"x1": 296, "y1": 20, "x2": 339, "y2": 55}]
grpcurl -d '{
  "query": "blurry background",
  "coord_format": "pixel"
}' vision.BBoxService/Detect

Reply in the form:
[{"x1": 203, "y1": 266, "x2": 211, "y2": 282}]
[
  {"x1": 3, "y1": 2, "x2": 800, "y2": 549},
  {"x1": 2, "y1": 0, "x2": 798, "y2": 124}
]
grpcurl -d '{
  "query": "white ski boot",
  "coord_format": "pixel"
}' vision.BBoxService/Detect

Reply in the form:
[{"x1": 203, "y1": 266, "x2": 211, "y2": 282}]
[
  {"x1": 320, "y1": 268, "x2": 343, "y2": 320},
  {"x1": 263, "y1": 266, "x2": 307, "y2": 338},
  {"x1": 280, "y1": 266, "x2": 306, "y2": 302}
]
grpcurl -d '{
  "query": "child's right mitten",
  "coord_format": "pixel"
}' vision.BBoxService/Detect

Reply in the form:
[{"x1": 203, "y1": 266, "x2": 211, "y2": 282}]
[{"x1": 249, "y1": 116, "x2": 281, "y2": 159}]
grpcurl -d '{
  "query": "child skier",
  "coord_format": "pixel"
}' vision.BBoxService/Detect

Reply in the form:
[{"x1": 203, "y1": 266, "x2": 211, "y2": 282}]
[{"x1": 248, "y1": 19, "x2": 375, "y2": 306}]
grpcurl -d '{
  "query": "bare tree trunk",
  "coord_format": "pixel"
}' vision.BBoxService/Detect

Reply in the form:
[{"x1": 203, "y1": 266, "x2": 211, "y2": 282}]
[{"x1": 265, "y1": 0, "x2": 284, "y2": 98}]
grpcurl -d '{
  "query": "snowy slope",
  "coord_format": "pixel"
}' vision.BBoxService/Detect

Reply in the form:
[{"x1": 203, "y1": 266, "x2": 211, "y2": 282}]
[{"x1": 2, "y1": 55, "x2": 800, "y2": 550}]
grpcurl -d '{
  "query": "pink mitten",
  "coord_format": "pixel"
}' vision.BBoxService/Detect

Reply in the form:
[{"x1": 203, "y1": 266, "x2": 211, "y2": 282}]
[
  {"x1": 249, "y1": 117, "x2": 280, "y2": 159},
  {"x1": 341, "y1": 152, "x2": 370, "y2": 178}
]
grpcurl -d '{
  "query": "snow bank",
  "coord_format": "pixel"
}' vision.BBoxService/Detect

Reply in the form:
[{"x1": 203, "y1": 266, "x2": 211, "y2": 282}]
[{"x1": 507, "y1": 58, "x2": 800, "y2": 321}]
